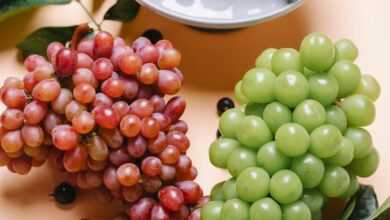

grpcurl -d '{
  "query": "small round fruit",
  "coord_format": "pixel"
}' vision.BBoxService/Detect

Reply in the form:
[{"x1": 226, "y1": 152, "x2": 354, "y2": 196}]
[
  {"x1": 209, "y1": 138, "x2": 240, "y2": 168},
  {"x1": 325, "y1": 105, "x2": 347, "y2": 133},
  {"x1": 256, "y1": 48, "x2": 277, "y2": 69},
  {"x1": 262, "y1": 102, "x2": 292, "y2": 133},
  {"x1": 257, "y1": 141, "x2": 291, "y2": 175},
  {"x1": 292, "y1": 99, "x2": 326, "y2": 132},
  {"x1": 210, "y1": 182, "x2": 225, "y2": 201},
  {"x1": 271, "y1": 48, "x2": 303, "y2": 75},
  {"x1": 275, "y1": 123, "x2": 310, "y2": 157},
  {"x1": 300, "y1": 32, "x2": 335, "y2": 72},
  {"x1": 52, "y1": 182, "x2": 77, "y2": 205},
  {"x1": 236, "y1": 116, "x2": 272, "y2": 150},
  {"x1": 335, "y1": 38, "x2": 358, "y2": 61},
  {"x1": 234, "y1": 81, "x2": 250, "y2": 105},
  {"x1": 302, "y1": 189, "x2": 325, "y2": 213},
  {"x1": 221, "y1": 199, "x2": 249, "y2": 220},
  {"x1": 282, "y1": 201, "x2": 312, "y2": 220},
  {"x1": 218, "y1": 108, "x2": 244, "y2": 139},
  {"x1": 291, "y1": 153, "x2": 325, "y2": 188},
  {"x1": 222, "y1": 178, "x2": 237, "y2": 200},
  {"x1": 308, "y1": 73, "x2": 339, "y2": 106},
  {"x1": 341, "y1": 174, "x2": 359, "y2": 198},
  {"x1": 355, "y1": 74, "x2": 381, "y2": 102},
  {"x1": 325, "y1": 137, "x2": 354, "y2": 166},
  {"x1": 217, "y1": 97, "x2": 235, "y2": 115},
  {"x1": 201, "y1": 201, "x2": 223, "y2": 220},
  {"x1": 242, "y1": 68, "x2": 276, "y2": 103},
  {"x1": 269, "y1": 170, "x2": 303, "y2": 204},
  {"x1": 348, "y1": 148, "x2": 379, "y2": 177},
  {"x1": 319, "y1": 166, "x2": 350, "y2": 197},
  {"x1": 249, "y1": 197, "x2": 282, "y2": 220},
  {"x1": 226, "y1": 147, "x2": 257, "y2": 177},
  {"x1": 309, "y1": 124, "x2": 342, "y2": 158},
  {"x1": 329, "y1": 60, "x2": 361, "y2": 98},
  {"x1": 274, "y1": 70, "x2": 309, "y2": 108},
  {"x1": 236, "y1": 167, "x2": 270, "y2": 202}
]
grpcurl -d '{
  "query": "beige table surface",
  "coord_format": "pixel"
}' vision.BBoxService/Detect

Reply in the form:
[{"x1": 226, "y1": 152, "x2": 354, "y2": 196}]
[{"x1": 0, "y1": 0, "x2": 389, "y2": 219}]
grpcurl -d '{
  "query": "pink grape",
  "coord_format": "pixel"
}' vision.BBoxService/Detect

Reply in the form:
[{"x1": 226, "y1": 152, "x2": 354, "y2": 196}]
[{"x1": 55, "y1": 48, "x2": 77, "y2": 77}]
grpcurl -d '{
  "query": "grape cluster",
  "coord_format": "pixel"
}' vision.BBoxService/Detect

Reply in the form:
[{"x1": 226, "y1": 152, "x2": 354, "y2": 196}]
[
  {"x1": 0, "y1": 30, "x2": 204, "y2": 219},
  {"x1": 205, "y1": 33, "x2": 381, "y2": 220}
]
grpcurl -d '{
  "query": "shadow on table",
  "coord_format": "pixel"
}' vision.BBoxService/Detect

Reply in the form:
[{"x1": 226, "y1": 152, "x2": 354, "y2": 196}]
[
  {"x1": 0, "y1": 165, "x2": 124, "y2": 220},
  {"x1": 120, "y1": 4, "x2": 311, "y2": 92}
]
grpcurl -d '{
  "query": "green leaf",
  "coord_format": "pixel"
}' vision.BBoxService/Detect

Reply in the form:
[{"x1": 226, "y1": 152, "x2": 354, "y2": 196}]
[
  {"x1": 369, "y1": 196, "x2": 390, "y2": 220},
  {"x1": 104, "y1": 0, "x2": 140, "y2": 22},
  {"x1": 17, "y1": 25, "x2": 77, "y2": 59},
  {"x1": 342, "y1": 185, "x2": 379, "y2": 220},
  {"x1": 0, "y1": 0, "x2": 71, "y2": 23}
]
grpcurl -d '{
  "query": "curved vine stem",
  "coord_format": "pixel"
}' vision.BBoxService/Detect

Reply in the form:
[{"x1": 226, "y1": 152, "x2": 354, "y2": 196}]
[{"x1": 75, "y1": 0, "x2": 102, "y2": 31}]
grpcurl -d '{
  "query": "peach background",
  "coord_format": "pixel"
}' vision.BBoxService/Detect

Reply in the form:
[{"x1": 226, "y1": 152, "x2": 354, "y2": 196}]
[{"x1": 0, "y1": 0, "x2": 389, "y2": 219}]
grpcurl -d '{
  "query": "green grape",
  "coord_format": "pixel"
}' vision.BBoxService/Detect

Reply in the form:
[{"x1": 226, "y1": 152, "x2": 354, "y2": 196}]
[
  {"x1": 271, "y1": 48, "x2": 303, "y2": 75},
  {"x1": 274, "y1": 70, "x2": 309, "y2": 107},
  {"x1": 270, "y1": 170, "x2": 303, "y2": 204},
  {"x1": 236, "y1": 116, "x2": 272, "y2": 149},
  {"x1": 341, "y1": 94, "x2": 375, "y2": 127},
  {"x1": 303, "y1": 67, "x2": 315, "y2": 78},
  {"x1": 275, "y1": 123, "x2": 310, "y2": 157},
  {"x1": 319, "y1": 166, "x2": 350, "y2": 197},
  {"x1": 235, "y1": 81, "x2": 250, "y2": 105},
  {"x1": 355, "y1": 74, "x2": 381, "y2": 102},
  {"x1": 299, "y1": 32, "x2": 335, "y2": 72},
  {"x1": 257, "y1": 141, "x2": 291, "y2": 175},
  {"x1": 325, "y1": 105, "x2": 347, "y2": 133},
  {"x1": 223, "y1": 178, "x2": 238, "y2": 200},
  {"x1": 219, "y1": 108, "x2": 244, "y2": 138},
  {"x1": 242, "y1": 68, "x2": 276, "y2": 103},
  {"x1": 227, "y1": 147, "x2": 257, "y2": 177},
  {"x1": 211, "y1": 181, "x2": 225, "y2": 201},
  {"x1": 310, "y1": 124, "x2": 342, "y2": 158},
  {"x1": 291, "y1": 153, "x2": 325, "y2": 188},
  {"x1": 312, "y1": 210, "x2": 323, "y2": 220},
  {"x1": 221, "y1": 199, "x2": 249, "y2": 220},
  {"x1": 341, "y1": 173, "x2": 359, "y2": 198},
  {"x1": 245, "y1": 102, "x2": 265, "y2": 117},
  {"x1": 335, "y1": 39, "x2": 358, "y2": 61},
  {"x1": 262, "y1": 102, "x2": 292, "y2": 133},
  {"x1": 282, "y1": 201, "x2": 312, "y2": 220},
  {"x1": 236, "y1": 167, "x2": 270, "y2": 202},
  {"x1": 293, "y1": 99, "x2": 326, "y2": 132},
  {"x1": 325, "y1": 137, "x2": 354, "y2": 166},
  {"x1": 209, "y1": 138, "x2": 240, "y2": 168},
  {"x1": 237, "y1": 104, "x2": 246, "y2": 113},
  {"x1": 249, "y1": 197, "x2": 282, "y2": 220},
  {"x1": 256, "y1": 48, "x2": 277, "y2": 69},
  {"x1": 329, "y1": 60, "x2": 362, "y2": 98},
  {"x1": 308, "y1": 73, "x2": 339, "y2": 106},
  {"x1": 302, "y1": 189, "x2": 325, "y2": 213},
  {"x1": 201, "y1": 201, "x2": 223, "y2": 220},
  {"x1": 344, "y1": 127, "x2": 373, "y2": 159},
  {"x1": 348, "y1": 148, "x2": 379, "y2": 177}
]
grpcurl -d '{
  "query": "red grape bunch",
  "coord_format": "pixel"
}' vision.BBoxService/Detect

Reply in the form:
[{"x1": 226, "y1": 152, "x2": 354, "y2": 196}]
[{"x1": 0, "y1": 29, "x2": 205, "y2": 219}]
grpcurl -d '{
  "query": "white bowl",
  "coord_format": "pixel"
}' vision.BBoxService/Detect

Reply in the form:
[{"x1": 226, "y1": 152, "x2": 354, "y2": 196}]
[{"x1": 136, "y1": 0, "x2": 304, "y2": 29}]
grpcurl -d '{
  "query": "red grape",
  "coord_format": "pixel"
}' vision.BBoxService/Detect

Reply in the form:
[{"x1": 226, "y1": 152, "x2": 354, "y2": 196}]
[
  {"x1": 72, "y1": 111, "x2": 95, "y2": 134},
  {"x1": 175, "y1": 181, "x2": 203, "y2": 204},
  {"x1": 141, "y1": 156, "x2": 162, "y2": 177},
  {"x1": 93, "y1": 92, "x2": 113, "y2": 107},
  {"x1": 151, "y1": 204, "x2": 170, "y2": 220},
  {"x1": 127, "y1": 135, "x2": 147, "y2": 158},
  {"x1": 23, "y1": 72, "x2": 37, "y2": 92},
  {"x1": 155, "y1": 40, "x2": 173, "y2": 54},
  {"x1": 129, "y1": 99, "x2": 154, "y2": 118},
  {"x1": 109, "y1": 148, "x2": 131, "y2": 166},
  {"x1": 21, "y1": 125, "x2": 44, "y2": 147},
  {"x1": 159, "y1": 145, "x2": 180, "y2": 165},
  {"x1": 51, "y1": 125, "x2": 79, "y2": 150},
  {"x1": 152, "y1": 113, "x2": 171, "y2": 131},
  {"x1": 167, "y1": 131, "x2": 190, "y2": 153},
  {"x1": 63, "y1": 145, "x2": 88, "y2": 172},
  {"x1": 73, "y1": 68, "x2": 98, "y2": 88},
  {"x1": 148, "y1": 131, "x2": 168, "y2": 154},
  {"x1": 160, "y1": 165, "x2": 176, "y2": 181},
  {"x1": 175, "y1": 155, "x2": 192, "y2": 174},
  {"x1": 93, "y1": 31, "x2": 114, "y2": 58},
  {"x1": 119, "y1": 54, "x2": 142, "y2": 75},
  {"x1": 99, "y1": 127, "x2": 124, "y2": 149},
  {"x1": 112, "y1": 101, "x2": 130, "y2": 120},
  {"x1": 138, "y1": 63, "x2": 158, "y2": 85},
  {"x1": 122, "y1": 183, "x2": 144, "y2": 202},
  {"x1": 24, "y1": 100, "x2": 48, "y2": 125},
  {"x1": 76, "y1": 52, "x2": 94, "y2": 69},
  {"x1": 142, "y1": 176, "x2": 162, "y2": 193},
  {"x1": 32, "y1": 79, "x2": 61, "y2": 102},
  {"x1": 101, "y1": 77, "x2": 125, "y2": 98},
  {"x1": 1, "y1": 109, "x2": 24, "y2": 130},
  {"x1": 24, "y1": 54, "x2": 47, "y2": 72},
  {"x1": 47, "y1": 42, "x2": 64, "y2": 64},
  {"x1": 158, "y1": 186, "x2": 184, "y2": 211},
  {"x1": 52, "y1": 88, "x2": 73, "y2": 114},
  {"x1": 157, "y1": 70, "x2": 181, "y2": 95},
  {"x1": 122, "y1": 77, "x2": 139, "y2": 100},
  {"x1": 164, "y1": 96, "x2": 186, "y2": 123},
  {"x1": 73, "y1": 83, "x2": 96, "y2": 104},
  {"x1": 65, "y1": 100, "x2": 86, "y2": 121},
  {"x1": 104, "y1": 166, "x2": 121, "y2": 191},
  {"x1": 117, "y1": 163, "x2": 140, "y2": 187},
  {"x1": 1, "y1": 130, "x2": 24, "y2": 153},
  {"x1": 169, "y1": 120, "x2": 188, "y2": 134},
  {"x1": 55, "y1": 48, "x2": 77, "y2": 77},
  {"x1": 93, "y1": 106, "x2": 118, "y2": 129},
  {"x1": 77, "y1": 39, "x2": 94, "y2": 57},
  {"x1": 128, "y1": 197, "x2": 155, "y2": 220},
  {"x1": 132, "y1": 37, "x2": 151, "y2": 52},
  {"x1": 111, "y1": 46, "x2": 133, "y2": 70},
  {"x1": 92, "y1": 58, "x2": 114, "y2": 80},
  {"x1": 1, "y1": 88, "x2": 27, "y2": 109},
  {"x1": 138, "y1": 45, "x2": 159, "y2": 64}
]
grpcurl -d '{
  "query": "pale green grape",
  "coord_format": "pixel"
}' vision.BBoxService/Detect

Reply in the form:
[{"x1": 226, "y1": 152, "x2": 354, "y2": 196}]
[
  {"x1": 341, "y1": 173, "x2": 359, "y2": 198},
  {"x1": 201, "y1": 201, "x2": 223, "y2": 220},
  {"x1": 325, "y1": 105, "x2": 347, "y2": 133},
  {"x1": 219, "y1": 108, "x2": 244, "y2": 138},
  {"x1": 274, "y1": 70, "x2": 309, "y2": 107},
  {"x1": 263, "y1": 102, "x2": 292, "y2": 133},
  {"x1": 302, "y1": 189, "x2": 326, "y2": 213},
  {"x1": 299, "y1": 32, "x2": 335, "y2": 72},
  {"x1": 291, "y1": 153, "x2": 325, "y2": 188},
  {"x1": 303, "y1": 67, "x2": 315, "y2": 78},
  {"x1": 310, "y1": 124, "x2": 342, "y2": 158},
  {"x1": 348, "y1": 148, "x2": 379, "y2": 177},
  {"x1": 236, "y1": 116, "x2": 272, "y2": 149},
  {"x1": 257, "y1": 141, "x2": 291, "y2": 175},
  {"x1": 275, "y1": 123, "x2": 310, "y2": 157},
  {"x1": 242, "y1": 68, "x2": 276, "y2": 103},
  {"x1": 245, "y1": 102, "x2": 265, "y2": 117},
  {"x1": 344, "y1": 127, "x2": 373, "y2": 159},
  {"x1": 355, "y1": 74, "x2": 381, "y2": 102},
  {"x1": 335, "y1": 39, "x2": 358, "y2": 61},
  {"x1": 308, "y1": 73, "x2": 339, "y2": 106},
  {"x1": 209, "y1": 138, "x2": 240, "y2": 168},
  {"x1": 256, "y1": 48, "x2": 277, "y2": 69},
  {"x1": 270, "y1": 170, "x2": 303, "y2": 204},
  {"x1": 312, "y1": 211, "x2": 323, "y2": 220},
  {"x1": 221, "y1": 199, "x2": 249, "y2": 220},
  {"x1": 235, "y1": 81, "x2": 250, "y2": 105},
  {"x1": 329, "y1": 60, "x2": 362, "y2": 98},
  {"x1": 325, "y1": 137, "x2": 354, "y2": 166},
  {"x1": 293, "y1": 99, "x2": 326, "y2": 132},
  {"x1": 319, "y1": 166, "x2": 350, "y2": 197},
  {"x1": 341, "y1": 94, "x2": 375, "y2": 127},
  {"x1": 223, "y1": 178, "x2": 237, "y2": 200},
  {"x1": 250, "y1": 197, "x2": 282, "y2": 220},
  {"x1": 211, "y1": 181, "x2": 225, "y2": 201},
  {"x1": 282, "y1": 201, "x2": 312, "y2": 220},
  {"x1": 271, "y1": 48, "x2": 303, "y2": 75},
  {"x1": 236, "y1": 167, "x2": 270, "y2": 202},
  {"x1": 227, "y1": 147, "x2": 257, "y2": 177}
]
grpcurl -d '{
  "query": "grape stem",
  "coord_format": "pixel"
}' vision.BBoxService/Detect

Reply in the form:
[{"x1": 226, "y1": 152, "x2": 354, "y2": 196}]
[{"x1": 75, "y1": 0, "x2": 102, "y2": 31}]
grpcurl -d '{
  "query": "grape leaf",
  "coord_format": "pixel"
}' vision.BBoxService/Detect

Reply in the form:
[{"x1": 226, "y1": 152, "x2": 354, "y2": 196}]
[
  {"x1": 104, "y1": 0, "x2": 140, "y2": 22},
  {"x1": 17, "y1": 25, "x2": 77, "y2": 59},
  {"x1": 0, "y1": 0, "x2": 71, "y2": 23},
  {"x1": 369, "y1": 196, "x2": 390, "y2": 220},
  {"x1": 341, "y1": 185, "x2": 379, "y2": 220}
]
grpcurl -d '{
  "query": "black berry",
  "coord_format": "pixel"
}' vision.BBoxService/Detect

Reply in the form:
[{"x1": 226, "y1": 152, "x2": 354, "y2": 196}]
[
  {"x1": 142, "y1": 29, "x2": 163, "y2": 44},
  {"x1": 51, "y1": 182, "x2": 77, "y2": 205},
  {"x1": 217, "y1": 97, "x2": 235, "y2": 115}
]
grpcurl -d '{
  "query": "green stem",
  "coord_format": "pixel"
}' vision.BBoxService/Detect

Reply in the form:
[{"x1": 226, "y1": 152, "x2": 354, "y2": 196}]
[{"x1": 75, "y1": 0, "x2": 102, "y2": 31}]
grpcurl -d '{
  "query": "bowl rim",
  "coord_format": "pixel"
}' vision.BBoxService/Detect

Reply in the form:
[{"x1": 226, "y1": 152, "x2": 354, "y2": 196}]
[{"x1": 136, "y1": 0, "x2": 304, "y2": 29}]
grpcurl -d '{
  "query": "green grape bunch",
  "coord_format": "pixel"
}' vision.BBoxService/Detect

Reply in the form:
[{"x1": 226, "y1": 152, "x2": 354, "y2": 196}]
[{"x1": 204, "y1": 32, "x2": 381, "y2": 220}]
